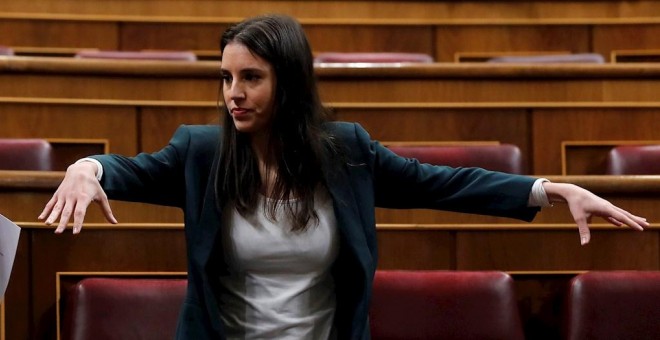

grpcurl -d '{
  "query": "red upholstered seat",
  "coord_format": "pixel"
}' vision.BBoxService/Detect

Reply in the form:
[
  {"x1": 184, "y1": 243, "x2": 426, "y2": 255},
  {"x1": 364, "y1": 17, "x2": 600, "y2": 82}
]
[
  {"x1": 387, "y1": 144, "x2": 524, "y2": 174},
  {"x1": 564, "y1": 271, "x2": 660, "y2": 340},
  {"x1": 61, "y1": 278, "x2": 187, "y2": 340},
  {"x1": 487, "y1": 53, "x2": 605, "y2": 64},
  {"x1": 370, "y1": 270, "x2": 524, "y2": 340},
  {"x1": 314, "y1": 52, "x2": 434, "y2": 64},
  {"x1": 0, "y1": 46, "x2": 14, "y2": 56},
  {"x1": 605, "y1": 145, "x2": 660, "y2": 175},
  {"x1": 75, "y1": 50, "x2": 197, "y2": 61},
  {"x1": 0, "y1": 138, "x2": 53, "y2": 170}
]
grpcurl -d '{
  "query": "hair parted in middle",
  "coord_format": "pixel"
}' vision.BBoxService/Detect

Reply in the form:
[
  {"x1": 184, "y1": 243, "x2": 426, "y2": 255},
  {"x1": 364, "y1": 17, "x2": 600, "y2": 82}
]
[{"x1": 215, "y1": 14, "x2": 339, "y2": 231}]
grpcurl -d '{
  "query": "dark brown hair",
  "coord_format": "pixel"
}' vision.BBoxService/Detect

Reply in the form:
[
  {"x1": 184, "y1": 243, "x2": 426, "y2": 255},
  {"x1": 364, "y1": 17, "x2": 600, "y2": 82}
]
[{"x1": 215, "y1": 14, "x2": 336, "y2": 231}]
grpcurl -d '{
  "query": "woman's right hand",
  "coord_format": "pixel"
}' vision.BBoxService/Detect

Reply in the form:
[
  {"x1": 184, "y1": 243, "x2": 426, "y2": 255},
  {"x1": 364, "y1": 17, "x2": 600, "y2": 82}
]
[{"x1": 39, "y1": 161, "x2": 117, "y2": 234}]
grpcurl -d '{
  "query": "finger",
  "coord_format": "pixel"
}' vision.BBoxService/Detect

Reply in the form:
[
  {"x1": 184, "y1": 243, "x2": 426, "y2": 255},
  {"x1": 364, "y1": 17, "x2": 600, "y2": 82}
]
[
  {"x1": 97, "y1": 195, "x2": 118, "y2": 224},
  {"x1": 46, "y1": 200, "x2": 64, "y2": 227},
  {"x1": 39, "y1": 195, "x2": 58, "y2": 220},
  {"x1": 607, "y1": 216, "x2": 624, "y2": 227},
  {"x1": 72, "y1": 203, "x2": 89, "y2": 234},
  {"x1": 55, "y1": 199, "x2": 75, "y2": 234},
  {"x1": 611, "y1": 206, "x2": 649, "y2": 228},
  {"x1": 576, "y1": 217, "x2": 591, "y2": 246},
  {"x1": 604, "y1": 208, "x2": 646, "y2": 231}
]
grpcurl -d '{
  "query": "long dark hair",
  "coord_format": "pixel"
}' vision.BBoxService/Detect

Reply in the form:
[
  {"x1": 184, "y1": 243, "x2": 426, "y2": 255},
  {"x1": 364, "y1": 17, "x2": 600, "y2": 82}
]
[{"x1": 215, "y1": 14, "x2": 336, "y2": 231}]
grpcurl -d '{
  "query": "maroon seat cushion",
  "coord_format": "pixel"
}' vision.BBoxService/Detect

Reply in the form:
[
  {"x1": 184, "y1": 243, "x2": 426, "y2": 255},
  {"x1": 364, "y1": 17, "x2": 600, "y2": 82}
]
[
  {"x1": 75, "y1": 50, "x2": 197, "y2": 61},
  {"x1": 370, "y1": 270, "x2": 524, "y2": 340},
  {"x1": 564, "y1": 271, "x2": 660, "y2": 340},
  {"x1": 0, "y1": 139, "x2": 53, "y2": 170},
  {"x1": 387, "y1": 144, "x2": 523, "y2": 174},
  {"x1": 314, "y1": 52, "x2": 434, "y2": 64},
  {"x1": 0, "y1": 46, "x2": 14, "y2": 56},
  {"x1": 61, "y1": 278, "x2": 187, "y2": 340},
  {"x1": 487, "y1": 53, "x2": 605, "y2": 63},
  {"x1": 605, "y1": 145, "x2": 660, "y2": 175}
]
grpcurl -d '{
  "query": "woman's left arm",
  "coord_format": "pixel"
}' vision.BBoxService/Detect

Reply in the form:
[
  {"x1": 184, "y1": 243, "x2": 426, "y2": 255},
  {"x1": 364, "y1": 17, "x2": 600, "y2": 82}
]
[{"x1": 542, "y1": 182, "x2": 650, "y2": 245}]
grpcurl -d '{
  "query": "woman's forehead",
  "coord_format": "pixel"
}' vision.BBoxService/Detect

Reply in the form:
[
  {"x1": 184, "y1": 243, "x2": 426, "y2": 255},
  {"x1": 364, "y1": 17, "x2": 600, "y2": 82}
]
[{"x1": 221, "y1": 43, "x2": 272, "y2": 71}]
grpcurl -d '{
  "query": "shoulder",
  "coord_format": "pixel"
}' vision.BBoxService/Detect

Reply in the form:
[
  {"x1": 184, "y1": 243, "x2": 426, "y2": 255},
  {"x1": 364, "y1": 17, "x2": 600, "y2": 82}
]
[
  {"x1": 169, "y1": 125, "x2": 222, "y2": 161},
  {"x1": 324, "y1": 121, "x2": 370, "y2": 143}
]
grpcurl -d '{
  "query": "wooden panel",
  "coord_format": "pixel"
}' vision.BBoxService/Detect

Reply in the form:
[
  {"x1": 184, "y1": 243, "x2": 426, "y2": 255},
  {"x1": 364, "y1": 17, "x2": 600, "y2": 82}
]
[
  {"x1": 0, "y1": 19, "x2": 117, "y2": 49},
  {"x1": 140, "y1": 106, "x2": 220, "y2": 152},
  {"x1": 0, "y1": 1, "x2": 659, "y2": 20},
  {"x1": 612, "y1": 49, "x2": 660, "y2": 63},
  {"x1": 0, "y1": 73, "x2": 218, "y2": 101},
  {"x1": 435, "y1": 26, "x2": 591, "y2": 62},
  {"x1": 594, "y1": 24, "x2": 660, "y2": 61},
  {"x1": 305, "y1": 25, "x2": 434, "y2": 55},
  {"x1": 47, "y1": 139, "x2": 108, "y2": 171},
  {"x1": 532, "y1": 108, "x2": 660, "y2": 175},
  {"x1": 562, "y1": 140, "x2": 660, "y2": 175},
  {"x1": 121, "y1": 22, "x2": 231, "y2": 52},
  {"x1": 456, "y1": 230, "x2": 659, "y2": 270},
  {"x1": 376, "y1": 230, "x2": 453, "y2": 270},
  {"x1": 0, "y1": 103, "x2": 137, "y2": 156}
]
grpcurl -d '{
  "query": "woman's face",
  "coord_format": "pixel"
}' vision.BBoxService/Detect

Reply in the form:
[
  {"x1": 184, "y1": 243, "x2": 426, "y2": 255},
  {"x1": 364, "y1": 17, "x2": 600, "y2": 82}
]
[{"x1": 221, "y1": 42, "x2": 277, "y2": 137}]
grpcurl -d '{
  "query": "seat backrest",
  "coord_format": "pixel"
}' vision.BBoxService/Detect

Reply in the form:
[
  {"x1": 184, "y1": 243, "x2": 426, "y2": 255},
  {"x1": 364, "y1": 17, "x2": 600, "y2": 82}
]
[
  {"x1": 605, "y1": 145, "x2": 660, "y2": 174},
  {"x1": 370, "y1": 270, "x2": 525, "y2": 340},
  {"x1": 387, "y1": 144, "x2": 524, "y2": 174},
  {"x1": 314, "y1": 52, "x2": 434, "y2": 64},
  {"x1": 487, "y1": 53, "x2": 605, "y2": 63},
  {"x1": 75, "y1": 50, "x2": 197, "y2": 61},
  {"x1": 0, "y1": 138, "x2": 53, "y2": 170},
  {"x1": 61, "y1": 278, "x2": 187, "y2": 340},
  {"x1": 564, "y1": 271, "x2": 660, "y2": 340}
]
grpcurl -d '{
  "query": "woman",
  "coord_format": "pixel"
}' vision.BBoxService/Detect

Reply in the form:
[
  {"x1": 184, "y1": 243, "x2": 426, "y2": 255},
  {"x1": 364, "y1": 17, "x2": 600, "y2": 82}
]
[{"x1": 40, "y1": 14, "x2": 648, "y2": 340}]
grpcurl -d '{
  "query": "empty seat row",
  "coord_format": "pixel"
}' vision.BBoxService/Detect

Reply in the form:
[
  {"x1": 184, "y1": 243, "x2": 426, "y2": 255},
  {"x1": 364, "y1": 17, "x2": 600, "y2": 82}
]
[
  {"x1": 60, "y1": 271, "x2": 660, "y2": 340},
  {"x1": 2, "y1": 139, "x2": 659, "y2": 175}
]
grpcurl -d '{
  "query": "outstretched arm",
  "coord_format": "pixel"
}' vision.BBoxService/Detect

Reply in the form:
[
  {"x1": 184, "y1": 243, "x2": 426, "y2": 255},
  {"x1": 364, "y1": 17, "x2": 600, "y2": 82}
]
[
  {"x1": 39, "y1": 161, "x2": 117, "y2": 234},
  {"x1": 542, "y1": 182, "x2": 649, "y2": 245}
]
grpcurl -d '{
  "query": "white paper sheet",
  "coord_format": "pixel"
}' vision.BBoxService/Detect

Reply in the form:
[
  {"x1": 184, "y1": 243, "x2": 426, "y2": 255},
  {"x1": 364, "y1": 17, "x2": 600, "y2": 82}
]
[{"x1": 0, "y1": 214, "x2": 21, "y2": 298}]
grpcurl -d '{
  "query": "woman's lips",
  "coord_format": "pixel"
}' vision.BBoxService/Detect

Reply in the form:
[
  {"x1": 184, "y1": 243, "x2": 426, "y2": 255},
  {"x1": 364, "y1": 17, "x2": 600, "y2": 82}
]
[{"x1": 231, "y1": 108, "x2": 250, "y2": 118}]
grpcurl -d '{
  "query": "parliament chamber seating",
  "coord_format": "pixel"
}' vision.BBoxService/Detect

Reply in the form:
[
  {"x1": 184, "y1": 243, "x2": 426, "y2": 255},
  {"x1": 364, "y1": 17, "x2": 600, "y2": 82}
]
[
  {"x1": 605, "y1": 145, "x2": 660, "y2": 175},
  {"x1": 369, "y1": 270, "x2": 524, "y2": 340},
  {"x1": 61, "y1": 278, "x2": 187, "y2": 340},
  {"x1": 487, "y1": 53, "x2": 605, "y2": 64},
  {"x1": 386, "y1": 144, "x2": 524, "y2": 174},
  {"x1": 74, "y1": 50, "x2": 198, "y2": 61},
  {"x1": 563, "y1": 271, "x2": 660, "y2": 340},
  {"x1": 314, "y1": 52, "x2": 434, "y2": 64},
  {"x1": 0, "y1": 138, "x2": 53, "y2": 170}
]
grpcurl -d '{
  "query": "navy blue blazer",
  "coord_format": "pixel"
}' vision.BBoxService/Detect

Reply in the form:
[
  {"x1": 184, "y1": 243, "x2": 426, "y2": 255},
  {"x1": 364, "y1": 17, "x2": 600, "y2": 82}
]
[{"x1": 92, "y1": 122, "x2": 540, "y2": 339}]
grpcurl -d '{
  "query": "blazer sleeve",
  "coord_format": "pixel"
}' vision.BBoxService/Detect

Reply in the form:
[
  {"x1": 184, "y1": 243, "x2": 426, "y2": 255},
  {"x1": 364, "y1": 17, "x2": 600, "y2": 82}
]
[
  {"x1": 89, "y1": 125, "x2": 192, "y2": 208},
  {"x1": 350, "y1": 123, "x2": 540, "y2": 221}
]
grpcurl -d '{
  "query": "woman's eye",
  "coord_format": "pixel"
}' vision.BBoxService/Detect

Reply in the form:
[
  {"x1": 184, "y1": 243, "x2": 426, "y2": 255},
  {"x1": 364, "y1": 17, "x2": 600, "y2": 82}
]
[{"x1": 245, "y1": 74, "x2": 260, "y2": 81}]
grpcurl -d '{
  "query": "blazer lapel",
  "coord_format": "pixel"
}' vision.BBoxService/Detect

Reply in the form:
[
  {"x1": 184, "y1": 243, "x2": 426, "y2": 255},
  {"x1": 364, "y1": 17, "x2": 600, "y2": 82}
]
[{"x1": 324, "y1": 163, "x2": 372, "y2": 269}]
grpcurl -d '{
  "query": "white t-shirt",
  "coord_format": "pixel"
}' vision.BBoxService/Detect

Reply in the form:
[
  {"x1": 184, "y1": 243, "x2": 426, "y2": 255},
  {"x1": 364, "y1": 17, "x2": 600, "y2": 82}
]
[{"x1": 218, "y1": 188, "x2": 339, "y2": 339}]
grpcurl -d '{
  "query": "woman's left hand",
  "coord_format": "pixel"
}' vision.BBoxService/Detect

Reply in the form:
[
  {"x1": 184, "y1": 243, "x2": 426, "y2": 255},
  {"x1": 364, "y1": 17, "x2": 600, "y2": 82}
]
[{"x1": 542, "y1": 182, "x2": 649, "y2": 245}]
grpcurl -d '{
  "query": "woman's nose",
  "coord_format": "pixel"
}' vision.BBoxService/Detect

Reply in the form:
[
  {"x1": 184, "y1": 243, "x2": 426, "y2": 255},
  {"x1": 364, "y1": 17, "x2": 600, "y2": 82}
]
[{"x1": 228, "y1": 82, "x2": 246, "y2": 100}]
